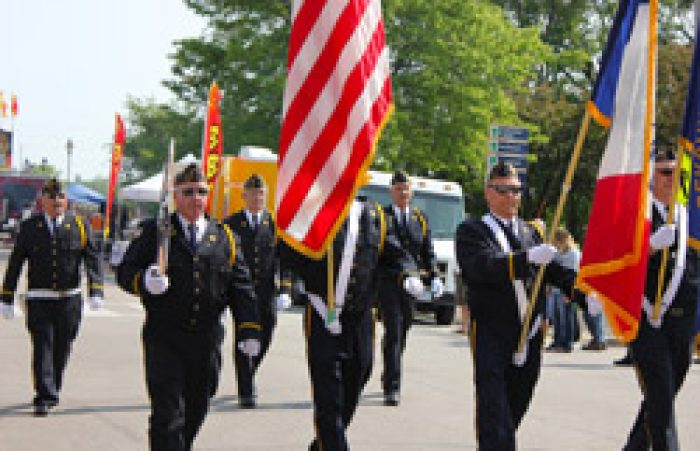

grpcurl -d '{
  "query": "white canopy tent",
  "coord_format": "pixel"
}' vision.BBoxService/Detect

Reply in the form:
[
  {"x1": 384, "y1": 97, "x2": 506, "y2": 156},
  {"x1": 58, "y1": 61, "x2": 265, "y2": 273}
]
[{"x1": 120, "y1": 153, "x2": 199, "y2": 202}]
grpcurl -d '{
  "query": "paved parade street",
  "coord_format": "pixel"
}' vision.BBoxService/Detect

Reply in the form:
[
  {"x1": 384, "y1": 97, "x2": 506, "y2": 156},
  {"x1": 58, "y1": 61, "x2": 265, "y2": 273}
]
[{"x1": 0, "y1": 251, "x2": 698, "y2": 450}]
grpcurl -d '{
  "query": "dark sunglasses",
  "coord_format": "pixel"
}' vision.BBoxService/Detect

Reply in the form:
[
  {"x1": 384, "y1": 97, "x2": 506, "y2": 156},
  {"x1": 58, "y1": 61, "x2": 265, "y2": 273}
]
[
  {"x1": 655, "y1": 168, "x2": 674, "y2": 176},
  {"x1": 488, "y1": 184, "x2": 522, "y2": 195},
  {"x1": 180, "y1": 187, "x2": 209, "y2": 196},
  {"x1": 45, "y1": 192, "x2": 66, "y2": 199}
]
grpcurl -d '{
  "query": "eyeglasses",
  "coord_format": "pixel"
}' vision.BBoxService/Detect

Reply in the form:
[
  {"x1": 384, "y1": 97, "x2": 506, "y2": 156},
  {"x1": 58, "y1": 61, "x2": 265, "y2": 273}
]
[
  {"x1": 488, "y1": 184, "x2": 522, "y2": 195},
  {"x1": 45, "y1": 193, "x2": 66, "y2": 199},
  {"x1": 655, "y1": 168, "x2": 674, "y2": 176},
  {"x1": 180, "y1": 187, "x2": 209, "y2": 196}
]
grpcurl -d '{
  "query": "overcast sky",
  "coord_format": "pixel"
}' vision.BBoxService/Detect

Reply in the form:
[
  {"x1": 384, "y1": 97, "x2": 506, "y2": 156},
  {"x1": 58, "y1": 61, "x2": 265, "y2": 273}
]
[{"x1": 0, "y1": 0, "x2": 206, "y2": 181}]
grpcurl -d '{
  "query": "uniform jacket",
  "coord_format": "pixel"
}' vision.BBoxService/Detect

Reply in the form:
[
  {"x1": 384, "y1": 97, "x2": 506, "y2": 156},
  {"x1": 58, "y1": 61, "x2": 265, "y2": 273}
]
[
  {"x1": 224, "y1": 210, "x2": 291, "y2": 311},
  {"x1": 456, "y1": 216, "x2": 576, "y2": 332},
  {"x1": 645, "y1": 204, "x2": 700, "y2": 318},
  {"x1": 382, "y1": 205, "x2": 438, "y2": 281},
  {"x1": 2, "y1": 213, "x2": 103, "y2": 303},
  {"x1": 281, "y1": 199, "x2": 417, "y2": 328},
  {"x1": 116, "y1": 214, "x2": 259, "y2": 338}
]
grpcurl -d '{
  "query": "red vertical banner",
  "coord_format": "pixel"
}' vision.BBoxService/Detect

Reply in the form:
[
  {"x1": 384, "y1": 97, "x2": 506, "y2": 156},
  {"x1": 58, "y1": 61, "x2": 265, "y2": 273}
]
[
  {"x1": 202, "y1": 81, "x2": 223, "y2": 212},
  {"x1": 105, "y1": 113, "x2": 126, "y2": 240},
  {"x1": 10, "y1": 94, "x2": 18, "y2": 117}
]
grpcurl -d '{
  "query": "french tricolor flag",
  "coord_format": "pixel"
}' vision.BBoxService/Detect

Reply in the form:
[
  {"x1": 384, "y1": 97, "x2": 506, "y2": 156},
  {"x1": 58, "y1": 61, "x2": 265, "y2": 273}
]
[{"x1": 578, "y1": 0, "x2": 657, "y2": 342}]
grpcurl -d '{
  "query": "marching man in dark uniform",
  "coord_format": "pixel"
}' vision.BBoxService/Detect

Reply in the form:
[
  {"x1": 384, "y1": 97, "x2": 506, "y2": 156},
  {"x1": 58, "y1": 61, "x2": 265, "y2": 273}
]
[
  {"x1": 281, "y1": 196, "x2": 421, "y2": 451},
  {"x1": 379, "y1": 170, "x2": 443, "y2": 406},
  {"x1": 456, "y1": 163, "x2": 579, "y2": 451},
  {"x1": 116, "y1": 164, "x2": 260, "y2": 451},
  {"x1": 1, "y1": 178, "x2": 103, "y2": 416},
  {"x1": 224, "y1": 173, "x2": 292, "y2": 408},
  {"x1": 623, "y1": 150, "x2": 699, "y2": 451}
]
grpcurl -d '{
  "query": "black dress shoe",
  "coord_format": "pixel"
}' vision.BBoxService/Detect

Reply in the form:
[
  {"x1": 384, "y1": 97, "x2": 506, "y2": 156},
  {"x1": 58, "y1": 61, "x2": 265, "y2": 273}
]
[
  {"x1": 33, "y1": 404, "x2": 50, "y2": 417},
  {"x1": 614, "y1": 354, "x2": 634, "y2": 366},
  {"x1": 384, "y1": 391, "x2": 400, "y2": 406},
  {"x1": 239, "y1": 396, "x2": 256, "y2": 409},
  {"x1": 582, "y1": 341, "x2": 607, "y2": 351}
]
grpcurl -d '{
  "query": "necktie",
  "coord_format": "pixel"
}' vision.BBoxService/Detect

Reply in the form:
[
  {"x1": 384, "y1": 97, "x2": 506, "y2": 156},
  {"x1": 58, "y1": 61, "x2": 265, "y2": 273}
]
[
  {"x1": 253, "y1": 214, "x2": 259, "y2": 231},
  {"x1": 402, "y1": 211, "x2": 408, "y2": 230},
  {"x1": 51, "y1": 218, "x2": 58, "y2": 237},
  {"x1": 188, "y1": 223, "x2": 197, "y2": 250}
]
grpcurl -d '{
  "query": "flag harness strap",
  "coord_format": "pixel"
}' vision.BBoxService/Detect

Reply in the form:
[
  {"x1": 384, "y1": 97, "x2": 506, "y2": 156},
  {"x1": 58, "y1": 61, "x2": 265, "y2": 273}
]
[
  {"x1": 643, "y1": 203, "x2": 687, "y2": 328},
  {"x1": 482, "y1": 214, "x2": 541, "y2": 362},
  {"x1": 308, "y1": 200, "x2": 363, "y2": 335}
]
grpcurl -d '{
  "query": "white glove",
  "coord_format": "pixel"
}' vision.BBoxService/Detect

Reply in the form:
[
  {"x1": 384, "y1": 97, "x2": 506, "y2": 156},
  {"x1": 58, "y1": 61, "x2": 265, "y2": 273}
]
[
  {"x1": 110, "y1": 240, "x2": 129, "y2": 267},
  {"x1": 403, "y1": 276, "x2": 424, "y2": 298},
  {"x1": 238, "y1": 339, "x2": 261, "y2": 358},
  {"x1": 431, "y1": 278, "x2": 444, "y2": 298},
  {"x1": 650, "y1": 224, "x2": 676, "y2": 251},
  {"x1": 587, "y1": 292, "x2": 603, "y2": 316},
  {"x1": 1, "y1": 303, "x2": 17, "y2": 320},
  {"x1": 275, "y1": 293, "x2": 292, "y2": 310},
  {"x1": 87, "y1": 296, "x2": 103, "y2": 311},
  {"x1": 145, "y1": 265, "x2": 170, "y2": 295},
  {"x1": 527, "y1": 244, "x2": 557, "y2": 265}
]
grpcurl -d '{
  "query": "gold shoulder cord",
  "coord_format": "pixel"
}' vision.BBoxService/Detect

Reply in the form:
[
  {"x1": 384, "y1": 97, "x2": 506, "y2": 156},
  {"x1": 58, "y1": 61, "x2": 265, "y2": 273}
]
[{"x1": 222, "y1": 224, "x2": 237, "y2": 267}]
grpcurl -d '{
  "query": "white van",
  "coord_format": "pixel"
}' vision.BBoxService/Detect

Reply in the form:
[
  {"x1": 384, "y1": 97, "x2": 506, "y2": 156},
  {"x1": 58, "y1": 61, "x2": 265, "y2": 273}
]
[{"x1": 359, "y1": 171, "x2": 465, "y2": 325}]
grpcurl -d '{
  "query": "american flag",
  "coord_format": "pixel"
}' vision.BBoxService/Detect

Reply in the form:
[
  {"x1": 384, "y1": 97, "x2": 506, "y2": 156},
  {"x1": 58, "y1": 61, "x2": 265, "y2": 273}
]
[{"x1": 275, "y1": 0, "x2": 393, "y2": 258}]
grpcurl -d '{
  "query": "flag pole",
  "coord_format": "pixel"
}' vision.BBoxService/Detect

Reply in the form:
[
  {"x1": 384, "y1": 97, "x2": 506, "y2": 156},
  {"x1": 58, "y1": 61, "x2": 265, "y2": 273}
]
[
  {"x1": 515, "y1": 108, "x2": 592, "y2": 359},
  {"x1": 651, "y1": 142, "x2": 685, "y2": 321}
]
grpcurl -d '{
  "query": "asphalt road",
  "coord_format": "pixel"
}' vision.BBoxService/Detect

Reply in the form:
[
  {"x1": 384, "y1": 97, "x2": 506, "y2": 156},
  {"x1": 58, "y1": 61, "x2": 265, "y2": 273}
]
[{"x1": 0, "y1": 249, "x2": 698, "y2": 450}]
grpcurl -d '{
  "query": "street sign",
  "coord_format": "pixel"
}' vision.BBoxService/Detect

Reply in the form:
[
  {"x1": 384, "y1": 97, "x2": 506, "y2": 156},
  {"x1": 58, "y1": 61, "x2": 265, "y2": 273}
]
[
  {"x1": 490, "y1": 125, "x2": 529, "y2": 142},
  {"x1": 486, "y1": 125, "x2": 531, "y2": 185},
  {"x1": 489, "y1": 141, "x2": 529, "y2": 154}
]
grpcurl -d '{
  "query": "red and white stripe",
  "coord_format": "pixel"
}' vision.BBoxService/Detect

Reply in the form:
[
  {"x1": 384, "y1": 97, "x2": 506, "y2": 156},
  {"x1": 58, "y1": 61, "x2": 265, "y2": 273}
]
[{"x1": 276, "y1": 0, "x2": 392, "y2": 257}]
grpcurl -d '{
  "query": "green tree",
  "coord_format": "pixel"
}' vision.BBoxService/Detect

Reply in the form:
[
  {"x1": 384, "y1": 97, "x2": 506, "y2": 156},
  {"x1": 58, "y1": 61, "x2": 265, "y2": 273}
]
[
  {"x1": 378, "y1": 0, "x2": 550, "y2": 212},
  {"x1": 142, "y1": 1, "x2": 550, "y2": 212},
  {"x1": 125, "y1": 97, "x2": 201, "y2": 175}
]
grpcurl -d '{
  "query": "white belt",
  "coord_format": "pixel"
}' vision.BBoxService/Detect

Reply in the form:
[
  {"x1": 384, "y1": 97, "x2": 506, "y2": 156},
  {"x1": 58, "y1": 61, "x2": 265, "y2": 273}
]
[{"x1": 26, "y1": 288, "x2": 81, "y2": 299}]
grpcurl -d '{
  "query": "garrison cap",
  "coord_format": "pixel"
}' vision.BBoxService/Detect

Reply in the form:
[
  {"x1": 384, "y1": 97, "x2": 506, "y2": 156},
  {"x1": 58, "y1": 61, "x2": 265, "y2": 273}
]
[
  {"x1": 174, "y1": 163, "x2": 205, "y2": 185},
  {"x1": 488, "y1": 162, "x2": 518, "y2": 181},
  {"x1": 391, "y1": 170, "x2": 409, "y2": 185},
  {"x1": 244, "y1": 173, "x2": 266, "y2": 189},
  {"x1": 654, "y1": 149, "x2": 676, "y2": 163},
  {"x1": 42, "y1": 178, "x2": 66, "y2": 196}
]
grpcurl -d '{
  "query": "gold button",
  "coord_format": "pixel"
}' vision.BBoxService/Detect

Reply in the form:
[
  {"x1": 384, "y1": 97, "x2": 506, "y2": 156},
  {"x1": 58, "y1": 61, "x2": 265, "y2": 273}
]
[
  {"x1": 193, "y1": 303, "x2": 200, "y2": 312},
  {"x1": 193, "y1": 256, "x2": 199, "y2": 263},
  {"x1": 194, "y1": 272, "x2": 200, "y2": 279},
  {"x1": 52, "y1": 262, "x2": 57, "y2": 267},
  {"x1": 190, "y1": 318, "x2": 196, "y2": 325},
  {"x1": 194, "y1": 288, "x2": 200, "y2": 294},
  {"x1": 52, "y1": 250, "x2": 57, "y2": 255},
  {"x1": 52, "y1": 283, "x2": 57, "y2": 289}
]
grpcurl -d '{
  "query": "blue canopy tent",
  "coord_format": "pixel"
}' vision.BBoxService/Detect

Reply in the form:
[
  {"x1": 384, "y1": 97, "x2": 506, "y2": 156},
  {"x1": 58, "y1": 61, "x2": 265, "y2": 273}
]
[{"x1": 67, "y1": 183, "x2": 106, "y2": 207}]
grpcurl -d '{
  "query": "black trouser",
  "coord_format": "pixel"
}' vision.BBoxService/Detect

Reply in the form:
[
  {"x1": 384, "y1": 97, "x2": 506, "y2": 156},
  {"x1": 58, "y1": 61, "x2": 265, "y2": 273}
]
[
  {"x1": 234, "y1": 308, "x2": 276, "y2": 398},
  {"x1": 379, "y1": 280, "x2": 413, "y2": 394},
  {"x1": 25, "y1": 295, "x2": 82, "y2": 406},
  {"x1": 624, "y1": 313, "x2": 695, "y2": 451},
  {"x1": 306, "y1": 306, "x2": 374, "y2": 451},
  {"x1": 143, "y1": 324, "x2": 223, "y2": 451},
  {"x1": 471, "y1": 319, "x2": 542, "y2": 451}
]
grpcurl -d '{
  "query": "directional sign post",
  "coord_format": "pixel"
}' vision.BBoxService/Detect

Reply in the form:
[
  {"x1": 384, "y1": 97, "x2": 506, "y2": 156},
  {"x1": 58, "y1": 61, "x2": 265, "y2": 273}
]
[{"x1": 486, "y1": 125, "x2": 530, "y2": 186}]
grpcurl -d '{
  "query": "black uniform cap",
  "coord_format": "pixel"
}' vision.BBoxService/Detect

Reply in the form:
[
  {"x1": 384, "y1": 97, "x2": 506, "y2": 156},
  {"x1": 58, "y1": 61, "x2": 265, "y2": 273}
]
[
  {"x1": 391, "y1": 170, "x2": 409, "y2": 185},
  {"x1": 42, "y1": 178, "x2": 66, "y2": 196},
  {"x1": 488, "y1": 162, "x2": 518, "y2": 181},
  {"x1": 244, "y1": 173, "x2": 266, "y2": 189},
  {"x1": 174, "y1": 163, "x2": 205, "y2": 185},
  {"x1": 654, "y1": 149, "x2": 676, "y2": 163}
]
